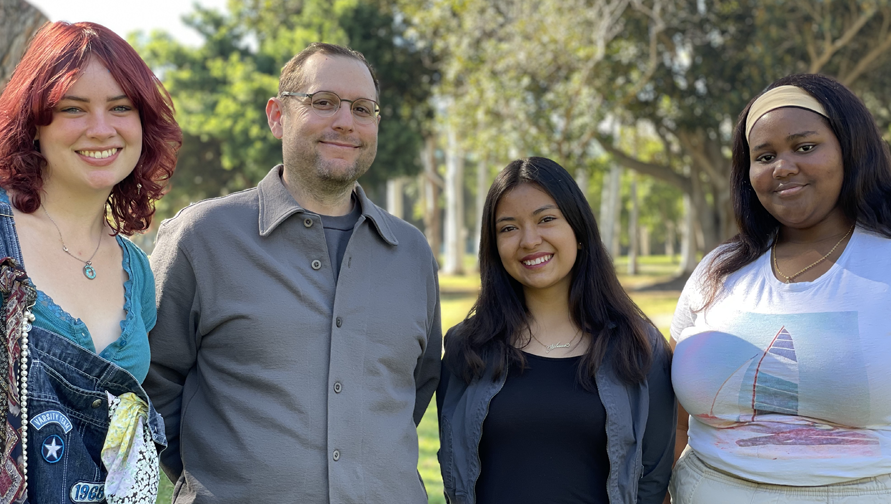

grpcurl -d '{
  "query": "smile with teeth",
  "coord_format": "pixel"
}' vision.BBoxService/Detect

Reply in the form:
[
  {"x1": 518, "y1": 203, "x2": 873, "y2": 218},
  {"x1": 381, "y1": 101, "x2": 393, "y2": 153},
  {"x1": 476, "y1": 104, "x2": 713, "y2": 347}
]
[
  {"x1": 77, "y1": 148, "x2": 119, "y2": 159},
  {"x1": 523, "y1": 254, "x2": 553, "y2": 266}
]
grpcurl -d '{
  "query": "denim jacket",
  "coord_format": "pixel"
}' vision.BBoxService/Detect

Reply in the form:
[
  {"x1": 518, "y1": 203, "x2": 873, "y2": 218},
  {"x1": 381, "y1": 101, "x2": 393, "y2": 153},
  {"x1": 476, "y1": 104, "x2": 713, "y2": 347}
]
[
  {"x1": 437, "y1": 324, "x2": 676, "y2": 504},
  {"x1": 0, "y1": 200, "x2": 165, "y2": 503}
]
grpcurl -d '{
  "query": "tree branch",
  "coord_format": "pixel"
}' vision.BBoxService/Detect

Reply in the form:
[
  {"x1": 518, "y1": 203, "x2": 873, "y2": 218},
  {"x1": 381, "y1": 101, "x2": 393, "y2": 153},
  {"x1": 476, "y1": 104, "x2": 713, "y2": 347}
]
[
  {"x1": 616, "y1": 0, "x2": 666, "y2": 107},
  {"x1": 839, "y1": 31, "x2": 891, "y2": 86},
  {"x1": 675, "y1": 129, "x2": 720, "y2": 184},
  {"x1": 808, "y1": 6, "x2": 876, "y2": 73},
  {"x1": 594, "y1": 133, "x2": 692, "y2": 193}
]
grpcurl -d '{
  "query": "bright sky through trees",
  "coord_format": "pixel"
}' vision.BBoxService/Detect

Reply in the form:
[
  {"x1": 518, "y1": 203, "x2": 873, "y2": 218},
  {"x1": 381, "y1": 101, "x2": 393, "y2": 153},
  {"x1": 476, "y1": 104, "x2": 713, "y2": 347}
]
[{"x1": 27, "y1": 0, "x2": 228, "y2": 45}]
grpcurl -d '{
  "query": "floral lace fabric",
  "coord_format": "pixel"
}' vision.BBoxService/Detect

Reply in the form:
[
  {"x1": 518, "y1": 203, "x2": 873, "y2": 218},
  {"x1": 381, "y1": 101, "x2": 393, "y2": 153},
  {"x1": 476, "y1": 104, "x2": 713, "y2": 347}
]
[{"x1": 101, "y1": 392, "x2": 158, "y2": 504}]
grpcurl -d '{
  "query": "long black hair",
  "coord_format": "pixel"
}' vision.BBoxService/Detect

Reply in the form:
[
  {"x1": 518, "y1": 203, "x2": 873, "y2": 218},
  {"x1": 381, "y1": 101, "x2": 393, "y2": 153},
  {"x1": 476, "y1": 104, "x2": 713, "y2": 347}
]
[
  {"x1": 702, "y1": 73, "x2": 891, "y2": 307},
  {"x1": 445, "y1": 157, "x2": 658, "y2": 388}
]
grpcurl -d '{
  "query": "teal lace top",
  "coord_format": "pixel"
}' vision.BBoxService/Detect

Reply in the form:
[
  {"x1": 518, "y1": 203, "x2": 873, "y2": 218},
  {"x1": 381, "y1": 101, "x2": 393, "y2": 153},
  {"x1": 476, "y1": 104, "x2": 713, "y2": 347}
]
[{"x1": 0, "y1": 189, "x2": 156, "y2": 382}]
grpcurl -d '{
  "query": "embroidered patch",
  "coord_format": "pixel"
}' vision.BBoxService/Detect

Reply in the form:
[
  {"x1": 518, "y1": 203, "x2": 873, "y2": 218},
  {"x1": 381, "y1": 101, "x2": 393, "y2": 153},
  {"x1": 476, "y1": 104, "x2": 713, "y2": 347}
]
[
  {"x1": 69, "y1": 481, "x2": 105, "y2": 503},
  {"x1": 30, "y1": 410, "x2": 73, "y2": 433},
  {"x1": 41, "y1": 434, "x2": 64, "y2": 464}
]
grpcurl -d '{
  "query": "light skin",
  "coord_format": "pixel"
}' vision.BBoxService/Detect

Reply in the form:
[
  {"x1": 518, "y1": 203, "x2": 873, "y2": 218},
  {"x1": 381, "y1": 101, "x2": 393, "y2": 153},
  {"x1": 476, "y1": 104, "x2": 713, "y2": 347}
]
[
  {"x1": 265, "y1": 53, "x2": 380, "y2": 216},
  {"x1": 666, "y1": 106, "x2": 854, "y2": 501},
  {"x1": 494, "y1": 183, "x2": 587, "y2": 357},
  {"x1": 13, "y1": 57, "x2": 142, "y2": 353}
]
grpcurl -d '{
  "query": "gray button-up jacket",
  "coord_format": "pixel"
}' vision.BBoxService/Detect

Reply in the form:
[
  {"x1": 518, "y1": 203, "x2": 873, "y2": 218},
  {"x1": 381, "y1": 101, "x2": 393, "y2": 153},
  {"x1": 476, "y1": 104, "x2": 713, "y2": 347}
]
[
  {"x1": 145, "y1": 166, "x2": 442, "y2": 503},
  {"x1": 437, "y1": 324, "x2": 675, "y2": 504}
]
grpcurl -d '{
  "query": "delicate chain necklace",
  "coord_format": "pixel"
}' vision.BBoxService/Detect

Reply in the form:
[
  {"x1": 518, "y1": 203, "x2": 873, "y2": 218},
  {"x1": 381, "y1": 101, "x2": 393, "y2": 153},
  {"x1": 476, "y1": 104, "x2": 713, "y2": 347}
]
[
  {"x1": 41, "y1": 206, "x2": 103, "y2": 280},
  {"x1": 772, "y1": 225, "x2": 854, "y2": 284},
  {"x1": 530, "y1": 328, "x2": 582, "y2": 354}
]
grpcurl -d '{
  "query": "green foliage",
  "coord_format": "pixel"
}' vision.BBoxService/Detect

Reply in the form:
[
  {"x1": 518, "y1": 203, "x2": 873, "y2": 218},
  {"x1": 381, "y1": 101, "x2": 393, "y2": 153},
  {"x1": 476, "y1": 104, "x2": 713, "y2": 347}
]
[
  {"x1": 403, "y1": 0, "x2": 891, "y2": 251},
  {"x1": 133, "y1": 0, "x2": 435, "y2": 219}
]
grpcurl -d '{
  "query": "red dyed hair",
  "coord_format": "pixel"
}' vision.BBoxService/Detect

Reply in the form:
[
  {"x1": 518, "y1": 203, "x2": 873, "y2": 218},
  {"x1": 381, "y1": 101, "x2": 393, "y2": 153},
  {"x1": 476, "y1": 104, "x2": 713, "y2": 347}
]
[{"x1": 0, "y1": 21, "x2": 181, "y2": 235}]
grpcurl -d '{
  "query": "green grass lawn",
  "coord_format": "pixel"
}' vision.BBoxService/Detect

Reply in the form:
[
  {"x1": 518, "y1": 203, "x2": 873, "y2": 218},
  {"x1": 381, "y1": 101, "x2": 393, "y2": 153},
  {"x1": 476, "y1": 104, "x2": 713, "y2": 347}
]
[{"x1": 156, "y1": 255, "x2": 681, "y2": 503}]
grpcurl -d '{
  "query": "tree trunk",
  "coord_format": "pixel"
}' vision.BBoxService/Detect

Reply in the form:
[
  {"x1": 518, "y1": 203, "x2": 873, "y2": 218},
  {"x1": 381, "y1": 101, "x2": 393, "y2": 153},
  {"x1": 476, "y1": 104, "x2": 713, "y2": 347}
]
[
  {"x1": 574, "y1": 167, "x2": 589, "y2": 201},
  {"x1": 627, "y1": 172, "x2": 638, "y2": 275},
  {"x1": 679, "y1": 194, "x2": 698, "y2": 274},
  {"x1": 1, "y1": 0, "x2": 47, "y2": 89},
  {"x1": 443, "y1": 126, "x2": 465, "y2": 275},
  {"x1": 421, "y1": 135, "x2": 441, "y2": 261},
  {"x1": 386, "y1": 178, "x2": 405, "y2": 219},
  {"x1": 599, "y1": 164, "x2": 622, "y2": 257},
  {"x1": 665, "y1": 219, "x2": 676, "y2": 260},
  {"x1": 610, "y1": 168, "x2": 622, "y2": 259},
  {"x1": 640, "y1": 226, "x2": 650, "y2": 257},
  {"x1": 474, "y1": 157, "x2": 488, "y2": 270}
]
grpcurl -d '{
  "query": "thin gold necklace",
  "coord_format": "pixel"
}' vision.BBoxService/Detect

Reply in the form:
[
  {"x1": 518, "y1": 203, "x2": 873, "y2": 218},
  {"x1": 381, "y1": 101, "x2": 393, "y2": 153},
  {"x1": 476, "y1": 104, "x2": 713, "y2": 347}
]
[
  {"x1": 530, "y1": 329, "x2": 582, "y2": 354},
  {"x1": 42, "y1": 206, "x2": 103, "y2": 280},
  {"x1": 772, "y1": 225, "x2": 854, "y2": 283}
]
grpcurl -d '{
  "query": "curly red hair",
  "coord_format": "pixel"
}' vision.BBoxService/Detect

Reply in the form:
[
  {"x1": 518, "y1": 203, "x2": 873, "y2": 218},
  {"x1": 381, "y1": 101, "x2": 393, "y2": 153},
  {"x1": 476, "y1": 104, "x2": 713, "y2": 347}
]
[{"x1": 0, "y1": 21, "x2": 181, "y2": 235}]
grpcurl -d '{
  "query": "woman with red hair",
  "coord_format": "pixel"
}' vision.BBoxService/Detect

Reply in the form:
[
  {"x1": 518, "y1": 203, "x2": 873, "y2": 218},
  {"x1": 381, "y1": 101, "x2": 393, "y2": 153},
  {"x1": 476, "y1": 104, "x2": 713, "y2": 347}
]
[{"x1": 0, "y1": 21, "x2": 180, "y2": 502}]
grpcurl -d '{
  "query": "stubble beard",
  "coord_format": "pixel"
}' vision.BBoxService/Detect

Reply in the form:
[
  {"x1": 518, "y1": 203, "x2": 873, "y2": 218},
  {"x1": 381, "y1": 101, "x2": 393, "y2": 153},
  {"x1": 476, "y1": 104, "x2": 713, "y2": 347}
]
[{"x1": 285, "y1": 138, "x2": 377, "y2": 198}]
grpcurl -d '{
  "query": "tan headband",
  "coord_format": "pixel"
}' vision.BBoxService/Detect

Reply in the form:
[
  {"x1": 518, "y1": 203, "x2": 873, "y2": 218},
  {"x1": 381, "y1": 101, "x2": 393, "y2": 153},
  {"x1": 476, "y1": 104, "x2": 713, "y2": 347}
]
[{"x1": 745, "y1": 85, "x2": 828, "y2": 141}]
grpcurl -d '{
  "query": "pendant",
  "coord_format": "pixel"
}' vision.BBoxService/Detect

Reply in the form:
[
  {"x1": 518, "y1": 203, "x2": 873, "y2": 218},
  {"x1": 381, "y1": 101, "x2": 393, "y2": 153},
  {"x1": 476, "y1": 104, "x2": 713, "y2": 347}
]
[
  {"x1": 545, "y1": 342, "x2": 570, "y2": 353},
  {"x1": 83, "y1": 263, "x2": 96, "y2": 280}
]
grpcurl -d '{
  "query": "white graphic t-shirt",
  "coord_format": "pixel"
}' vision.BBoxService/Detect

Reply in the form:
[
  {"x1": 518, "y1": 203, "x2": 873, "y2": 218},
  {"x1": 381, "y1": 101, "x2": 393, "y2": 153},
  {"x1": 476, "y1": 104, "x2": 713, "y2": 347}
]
[{"x1": 672, "y1": 227, "x2": 891, "y2": 485}]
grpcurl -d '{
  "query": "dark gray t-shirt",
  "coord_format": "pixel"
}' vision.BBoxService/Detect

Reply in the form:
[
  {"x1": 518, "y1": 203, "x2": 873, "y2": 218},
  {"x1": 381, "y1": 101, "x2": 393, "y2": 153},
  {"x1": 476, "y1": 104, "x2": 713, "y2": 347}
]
[{"x1": 319, "y1": 196, "x2": 361, "y2": 282}]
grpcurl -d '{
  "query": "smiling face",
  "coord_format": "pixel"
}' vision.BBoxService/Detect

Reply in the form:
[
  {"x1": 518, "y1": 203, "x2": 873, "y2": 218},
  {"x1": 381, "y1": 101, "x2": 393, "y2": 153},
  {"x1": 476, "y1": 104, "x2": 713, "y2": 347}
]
[
  {"x1": 748, "y1": 106, "x2": 846, "y2": 231},
  {"x1": 36, "y1": 57, "x2": 142, "y2": 196},
  {"x1": 495, "y1": 183, "x2": 579, "y2": 299},
  {"x1": 267, "y1": 53, "x2": 379, "y2": 193}
]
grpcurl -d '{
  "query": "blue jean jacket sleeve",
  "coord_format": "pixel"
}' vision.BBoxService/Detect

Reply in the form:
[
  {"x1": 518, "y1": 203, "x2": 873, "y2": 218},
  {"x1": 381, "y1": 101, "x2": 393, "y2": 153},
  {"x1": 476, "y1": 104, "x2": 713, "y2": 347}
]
[{"x1": 638, "y1": 328, "x2": 677, "y2": 504}]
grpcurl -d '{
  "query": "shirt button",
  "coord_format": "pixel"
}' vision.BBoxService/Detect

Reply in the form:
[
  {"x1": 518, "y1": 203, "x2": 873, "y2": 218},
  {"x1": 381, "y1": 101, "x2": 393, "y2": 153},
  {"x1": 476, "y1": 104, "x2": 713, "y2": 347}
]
[
  {"x1": 334, "y1": 382, "x2": 342, "y2": 394},
  {"x1": 335, "y1": 317, "x2": 343, "y2": 328},
  {"x1": 303, "y1": 218, "x2": 313, "y2": 228},
  {"x1": 332, "y1": 449, "x2": 340, "y2": 461},
  {"x1": 91, "y1": 399, "x2": 103, "y2": 408},
  {"x1": 311, "y1": 259, "x2": 322, "y2": 270}
]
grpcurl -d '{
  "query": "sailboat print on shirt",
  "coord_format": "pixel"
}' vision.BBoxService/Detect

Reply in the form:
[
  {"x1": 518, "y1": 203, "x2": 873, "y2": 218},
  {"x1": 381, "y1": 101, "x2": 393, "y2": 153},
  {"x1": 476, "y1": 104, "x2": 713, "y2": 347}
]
[
  {"x1": 695, "y1": 326, "x2": 798, "y2": 426},
  {"x1": 746, "y1": 326, "x2": 799, "y2": 420},
  {"x1": 694, "y1": 324, "x2": 878, "y2": 449}
]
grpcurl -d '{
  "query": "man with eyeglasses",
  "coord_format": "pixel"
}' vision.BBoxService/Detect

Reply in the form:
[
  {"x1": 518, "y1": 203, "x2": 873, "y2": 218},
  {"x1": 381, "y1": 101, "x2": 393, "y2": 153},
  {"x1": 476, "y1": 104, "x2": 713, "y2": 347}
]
[{"x1": 145, "y1": 43, "x2": 442, "y2": 504}]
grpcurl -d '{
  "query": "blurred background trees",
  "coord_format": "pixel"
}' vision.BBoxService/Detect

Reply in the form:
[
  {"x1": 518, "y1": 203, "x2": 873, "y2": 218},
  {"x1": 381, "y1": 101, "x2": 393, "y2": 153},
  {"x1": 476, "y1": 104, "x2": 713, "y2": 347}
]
[{"x1": 131, "y1": 0, "x2": 436, "y2": 220}]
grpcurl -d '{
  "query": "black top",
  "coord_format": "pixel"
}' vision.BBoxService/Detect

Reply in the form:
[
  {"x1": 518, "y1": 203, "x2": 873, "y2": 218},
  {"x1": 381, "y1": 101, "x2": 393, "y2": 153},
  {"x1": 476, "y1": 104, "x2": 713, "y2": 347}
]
[
  {"x1": 319, "y1": 196, "x2": 361, "y2": 282},
  {"x1": 475, "y1": 352, "x2": 610, "y2": 504}
]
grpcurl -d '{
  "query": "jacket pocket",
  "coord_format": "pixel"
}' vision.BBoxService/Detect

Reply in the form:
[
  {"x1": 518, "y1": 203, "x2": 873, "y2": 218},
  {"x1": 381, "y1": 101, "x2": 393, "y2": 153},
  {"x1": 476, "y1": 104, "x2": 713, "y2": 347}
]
[{"x1": 27, "y1": 357, "x2": 110, "y2": 502}]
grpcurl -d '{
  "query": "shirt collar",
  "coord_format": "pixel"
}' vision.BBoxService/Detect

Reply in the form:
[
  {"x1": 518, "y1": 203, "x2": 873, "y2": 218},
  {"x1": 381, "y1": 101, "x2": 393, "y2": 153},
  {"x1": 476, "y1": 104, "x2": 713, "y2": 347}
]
[{"x1": 257, "y1": 165, "x2": 399, "y2": 246}]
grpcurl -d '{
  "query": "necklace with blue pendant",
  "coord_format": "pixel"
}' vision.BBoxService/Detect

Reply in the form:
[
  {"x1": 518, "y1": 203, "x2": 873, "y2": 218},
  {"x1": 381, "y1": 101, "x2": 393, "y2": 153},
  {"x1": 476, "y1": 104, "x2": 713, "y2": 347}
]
[
  {"x1": 83, "y1": 262, "x2": 97, "y2": 280},
  {"x1": 42, "y1": 206, "x2": 102, "y2": 280}
]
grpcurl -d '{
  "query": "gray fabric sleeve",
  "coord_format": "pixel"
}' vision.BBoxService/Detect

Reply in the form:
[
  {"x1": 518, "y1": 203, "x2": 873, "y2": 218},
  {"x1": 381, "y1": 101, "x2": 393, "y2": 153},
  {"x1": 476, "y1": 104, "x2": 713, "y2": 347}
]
[
  {"x1": 413, "y1": 255, "x2": 443, "y2": 426},
  {"x1": 144, "y1": 221, "x2": 201, "y2": 482},
  {"x1": 637, "y1": 328, "x2": 677, "y2": 504}
]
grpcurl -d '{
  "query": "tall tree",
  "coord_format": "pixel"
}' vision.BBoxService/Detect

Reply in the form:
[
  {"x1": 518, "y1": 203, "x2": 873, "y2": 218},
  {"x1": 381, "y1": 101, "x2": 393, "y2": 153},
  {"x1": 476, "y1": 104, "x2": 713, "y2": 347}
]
[
  {"x1": 134, "y1": 0, "x2": 435, "y2": 218},
  {"x1": 597, "y1": 0, "x2": 891, "y2": 252},
  {"x1": 404, "y1": 0, "x2": 891, "y2": 266}
]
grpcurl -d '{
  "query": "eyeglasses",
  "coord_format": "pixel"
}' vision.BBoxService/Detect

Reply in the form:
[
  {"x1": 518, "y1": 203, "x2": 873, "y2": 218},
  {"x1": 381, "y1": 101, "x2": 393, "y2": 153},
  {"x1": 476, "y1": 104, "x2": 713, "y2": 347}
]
[{"x1": 281, "y1": 90, "x2": 380, "y2": 124}]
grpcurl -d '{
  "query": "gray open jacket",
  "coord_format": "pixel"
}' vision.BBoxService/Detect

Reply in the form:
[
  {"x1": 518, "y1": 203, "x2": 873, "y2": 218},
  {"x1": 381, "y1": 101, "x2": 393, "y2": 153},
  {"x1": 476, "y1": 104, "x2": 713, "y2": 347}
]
[{"x1": 436, "y1": 324, "x2": 675, "y2": 504}]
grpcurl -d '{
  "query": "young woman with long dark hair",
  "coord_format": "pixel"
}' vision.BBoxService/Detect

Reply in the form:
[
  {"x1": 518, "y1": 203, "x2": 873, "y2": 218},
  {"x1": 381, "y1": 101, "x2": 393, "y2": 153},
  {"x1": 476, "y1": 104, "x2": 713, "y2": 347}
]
[
  {"x1": 0, "y1": 21, "x2": 181, "y2": 501},
  {"x1": 670, "y1": 74, "x2": 891, "y2": 503},
  {"x1": 437, "y1": 157, "x2": 675, "y2": 504}
]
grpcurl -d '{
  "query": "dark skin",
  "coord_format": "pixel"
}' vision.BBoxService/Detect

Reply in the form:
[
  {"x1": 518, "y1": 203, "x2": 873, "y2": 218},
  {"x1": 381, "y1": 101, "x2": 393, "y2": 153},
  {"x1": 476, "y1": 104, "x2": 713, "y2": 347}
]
[{"x1": 665, "y1": 107, "x2": 853, "y2": 503}]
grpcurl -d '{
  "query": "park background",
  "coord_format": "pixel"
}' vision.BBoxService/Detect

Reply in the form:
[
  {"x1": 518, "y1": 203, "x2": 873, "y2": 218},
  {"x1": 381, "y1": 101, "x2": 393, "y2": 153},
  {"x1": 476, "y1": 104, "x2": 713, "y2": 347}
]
[{"x1": 4, "y1": 0, "x2": 891, "y2": 502}]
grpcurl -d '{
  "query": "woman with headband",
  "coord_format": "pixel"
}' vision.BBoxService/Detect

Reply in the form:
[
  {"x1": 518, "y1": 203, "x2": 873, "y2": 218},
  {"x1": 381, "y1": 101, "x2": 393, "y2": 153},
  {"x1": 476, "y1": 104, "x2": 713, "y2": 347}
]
[
  {"x1": 669, "y1": 73, "x2": 891, "y2": 503},
  {"x1": 0, "y1": 21, "x2": 180, "y2": 501}
]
